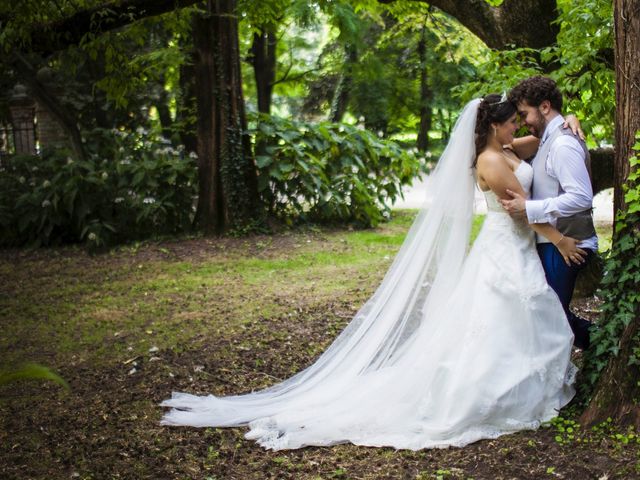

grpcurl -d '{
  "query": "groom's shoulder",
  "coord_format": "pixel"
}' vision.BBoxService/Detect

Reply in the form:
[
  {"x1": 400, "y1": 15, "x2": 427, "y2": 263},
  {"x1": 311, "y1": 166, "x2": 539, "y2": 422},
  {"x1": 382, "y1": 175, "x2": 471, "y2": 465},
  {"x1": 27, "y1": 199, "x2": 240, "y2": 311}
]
[
  {"x1": 550, "y1": 129, "x2": 585, "y2": 156},
  {"x1": 558, "y1": 125, "x2": 584, "y2": 141}
]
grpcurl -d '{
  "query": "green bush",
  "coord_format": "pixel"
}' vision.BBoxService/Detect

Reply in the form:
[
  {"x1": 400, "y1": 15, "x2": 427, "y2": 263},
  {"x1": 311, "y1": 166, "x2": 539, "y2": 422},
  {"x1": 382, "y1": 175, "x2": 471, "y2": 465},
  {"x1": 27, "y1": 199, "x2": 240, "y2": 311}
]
[
  {"x1": 0, "y1": 128, "x2": 197, "y2": 248},
  {"x1": 0, "y1": 118, "x2": 424, "y2": 247},
  {"x1": 252, "y1": 114, "x2": 424, "y2": 227}
]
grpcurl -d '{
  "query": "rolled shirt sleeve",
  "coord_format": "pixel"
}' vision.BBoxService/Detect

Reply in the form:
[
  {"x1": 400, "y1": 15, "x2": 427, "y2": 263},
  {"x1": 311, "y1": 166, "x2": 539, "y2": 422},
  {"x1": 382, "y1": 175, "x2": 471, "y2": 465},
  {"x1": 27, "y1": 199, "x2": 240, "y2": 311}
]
[{"x1": 525, "y1": 135, "x2": 593, "y2": 225}]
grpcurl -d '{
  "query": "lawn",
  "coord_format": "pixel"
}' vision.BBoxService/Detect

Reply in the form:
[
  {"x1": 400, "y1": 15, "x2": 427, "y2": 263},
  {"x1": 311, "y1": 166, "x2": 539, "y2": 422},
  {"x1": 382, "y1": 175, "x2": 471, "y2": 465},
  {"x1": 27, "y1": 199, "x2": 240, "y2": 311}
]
[{"x1": 1, "y1": 210, "x2": 636, "y2": 479}]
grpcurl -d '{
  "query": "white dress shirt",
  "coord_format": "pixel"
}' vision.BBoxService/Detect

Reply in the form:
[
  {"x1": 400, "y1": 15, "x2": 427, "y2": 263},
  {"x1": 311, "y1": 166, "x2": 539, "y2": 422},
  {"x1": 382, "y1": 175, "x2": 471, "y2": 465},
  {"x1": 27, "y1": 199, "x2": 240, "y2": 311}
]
[{"x1": 525, "y1": 115, "x2": 598, "y2": 251}]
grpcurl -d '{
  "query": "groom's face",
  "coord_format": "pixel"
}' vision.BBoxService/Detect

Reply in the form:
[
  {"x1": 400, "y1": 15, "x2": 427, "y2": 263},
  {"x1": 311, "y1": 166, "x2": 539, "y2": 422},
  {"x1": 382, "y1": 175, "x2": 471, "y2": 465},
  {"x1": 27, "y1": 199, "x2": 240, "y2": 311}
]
[{"x1": 517, "y1": 101, "x2": 547, "y2": 138}]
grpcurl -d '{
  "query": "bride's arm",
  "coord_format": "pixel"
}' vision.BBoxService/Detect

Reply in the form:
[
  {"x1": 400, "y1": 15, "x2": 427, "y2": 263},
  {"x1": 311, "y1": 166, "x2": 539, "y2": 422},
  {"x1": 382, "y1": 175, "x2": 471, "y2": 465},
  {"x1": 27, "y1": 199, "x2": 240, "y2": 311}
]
[
  {"x1": 529, "y1": 223, "x2": 587, "y2": 266},
  {"x1": 509, "y1": 136, "x2": 539, "y2": 160},
  {"x1": 508, "y1": 114, "x2": 584, "y2": 160},
  {"x1": 477, "y1": 154, "x2": 587, "y2": 266}
]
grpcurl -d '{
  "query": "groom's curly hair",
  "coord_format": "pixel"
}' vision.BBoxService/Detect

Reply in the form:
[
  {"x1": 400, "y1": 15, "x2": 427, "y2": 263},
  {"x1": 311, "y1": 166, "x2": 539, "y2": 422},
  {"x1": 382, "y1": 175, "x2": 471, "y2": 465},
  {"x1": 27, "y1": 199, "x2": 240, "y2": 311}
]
[{"x1": 508, "y1": 76, "x2": 563, "y2": 112}]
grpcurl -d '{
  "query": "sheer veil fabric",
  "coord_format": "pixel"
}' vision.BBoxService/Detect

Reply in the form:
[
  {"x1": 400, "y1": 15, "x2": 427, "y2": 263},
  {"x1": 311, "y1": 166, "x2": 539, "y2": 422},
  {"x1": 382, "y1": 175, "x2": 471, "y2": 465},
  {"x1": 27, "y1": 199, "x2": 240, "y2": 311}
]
[{"x1": 161, "y1": 99, "x2": 575, "y2": 450}]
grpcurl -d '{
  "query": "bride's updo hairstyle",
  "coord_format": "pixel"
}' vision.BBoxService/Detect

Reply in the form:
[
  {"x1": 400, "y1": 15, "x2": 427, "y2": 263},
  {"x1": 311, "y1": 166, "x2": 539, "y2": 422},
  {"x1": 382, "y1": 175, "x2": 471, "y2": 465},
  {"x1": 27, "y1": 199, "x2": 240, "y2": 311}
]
[{"x1": 473, "y1": 93, "x2": 517, "y2": 167}]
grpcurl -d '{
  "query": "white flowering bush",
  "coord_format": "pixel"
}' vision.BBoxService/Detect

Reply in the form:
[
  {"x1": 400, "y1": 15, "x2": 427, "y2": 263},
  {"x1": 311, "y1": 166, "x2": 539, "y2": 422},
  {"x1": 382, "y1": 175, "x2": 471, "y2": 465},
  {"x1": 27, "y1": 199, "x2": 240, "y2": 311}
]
[
  {"x1": 252, "y1": 114, "x2": 424, "y2": 227},
  {"x1": 0, "y1": 128, "x2": 197, "y2": 248}
]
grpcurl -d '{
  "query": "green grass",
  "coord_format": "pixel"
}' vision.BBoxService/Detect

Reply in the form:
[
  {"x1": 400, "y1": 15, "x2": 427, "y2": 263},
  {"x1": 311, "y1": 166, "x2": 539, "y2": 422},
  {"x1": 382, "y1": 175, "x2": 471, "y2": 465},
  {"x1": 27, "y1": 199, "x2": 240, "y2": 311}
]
[
  {"x1": 596, "y1": 222, "x2": 613, "y2": 252},
  {"x1": 0, "y1": 212, "x2": 629, "y2": 480},
  {"x1": 0, "y1": 213, "x2": 417, "y2": 369},
  {"x1": 0, "y1": 209, "x2": 613, "y2": 370},
  {"x1": 471, "y1": 214, "x2": 486, "y2": 241}
]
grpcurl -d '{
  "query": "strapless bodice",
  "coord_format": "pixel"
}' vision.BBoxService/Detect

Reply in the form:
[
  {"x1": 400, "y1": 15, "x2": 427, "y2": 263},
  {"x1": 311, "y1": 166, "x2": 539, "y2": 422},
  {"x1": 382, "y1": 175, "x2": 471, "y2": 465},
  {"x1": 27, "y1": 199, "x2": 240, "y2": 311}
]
[{"x1": 482, "y1": 161, "x2": 533, "y2": 213}]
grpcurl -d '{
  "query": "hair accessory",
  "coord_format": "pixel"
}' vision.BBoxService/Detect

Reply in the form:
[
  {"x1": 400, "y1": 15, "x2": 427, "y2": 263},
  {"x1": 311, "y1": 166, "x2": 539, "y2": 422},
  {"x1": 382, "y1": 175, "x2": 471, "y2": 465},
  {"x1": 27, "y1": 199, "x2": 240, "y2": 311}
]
[{"x1": 486, "y1": 91, "x2": 508, "y2": 106}]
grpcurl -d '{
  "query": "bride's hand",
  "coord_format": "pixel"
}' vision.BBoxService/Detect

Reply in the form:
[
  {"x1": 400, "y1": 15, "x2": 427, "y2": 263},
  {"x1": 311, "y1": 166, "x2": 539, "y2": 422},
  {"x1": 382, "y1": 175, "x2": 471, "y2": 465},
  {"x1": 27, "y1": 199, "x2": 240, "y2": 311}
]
[
  {"x1": 555, "y1": 235, "x2": 587, "y2": 266},
  {"x1": 563, "y1": 114, "x2": 585, "y2": 141}
]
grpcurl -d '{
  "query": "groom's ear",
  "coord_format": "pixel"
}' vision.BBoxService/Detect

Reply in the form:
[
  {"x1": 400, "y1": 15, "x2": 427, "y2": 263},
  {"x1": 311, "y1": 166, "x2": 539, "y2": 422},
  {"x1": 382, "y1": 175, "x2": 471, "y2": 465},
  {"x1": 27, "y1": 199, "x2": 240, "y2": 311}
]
[{"x1": 539, "y1": 100, "x2": 552, "y2": 115}]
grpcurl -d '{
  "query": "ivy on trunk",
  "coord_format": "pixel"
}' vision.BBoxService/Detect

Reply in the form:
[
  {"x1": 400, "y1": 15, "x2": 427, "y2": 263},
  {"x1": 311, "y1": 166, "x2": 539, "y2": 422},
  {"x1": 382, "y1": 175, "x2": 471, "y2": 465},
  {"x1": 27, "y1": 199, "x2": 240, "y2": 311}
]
[
  {"x1": 192, "y1": 1, "x2": 261, "y2": 234},
  {"x1": 580, "y1": 0, "x2": 640, "y2": 429}
]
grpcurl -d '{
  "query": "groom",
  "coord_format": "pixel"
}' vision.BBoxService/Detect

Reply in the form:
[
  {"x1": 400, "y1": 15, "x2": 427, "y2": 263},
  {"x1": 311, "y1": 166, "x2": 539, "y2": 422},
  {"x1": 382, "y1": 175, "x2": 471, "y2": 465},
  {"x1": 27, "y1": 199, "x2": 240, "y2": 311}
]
[{"x1": 500, "y1": 76, "x2": 597, "y2": 350}]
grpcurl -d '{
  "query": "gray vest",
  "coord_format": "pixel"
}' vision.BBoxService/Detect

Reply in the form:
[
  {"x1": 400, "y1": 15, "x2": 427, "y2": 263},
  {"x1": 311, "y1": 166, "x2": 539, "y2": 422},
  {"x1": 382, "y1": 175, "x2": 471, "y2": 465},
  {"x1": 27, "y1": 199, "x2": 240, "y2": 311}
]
[{"x1": 531, "y1": 125, "x2": 596, "y2": 243}]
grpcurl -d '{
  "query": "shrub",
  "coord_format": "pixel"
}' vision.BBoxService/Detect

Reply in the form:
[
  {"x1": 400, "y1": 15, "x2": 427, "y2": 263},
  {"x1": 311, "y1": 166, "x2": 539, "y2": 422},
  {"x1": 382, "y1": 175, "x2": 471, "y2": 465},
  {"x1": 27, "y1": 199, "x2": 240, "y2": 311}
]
[
  {"x1": 0, "y1": 118, "x2": 425, "y2": 247},
  {"x1": 0, "y1": 128, "x2": 197, "y2": 248},
  {"x1": 252, "y1": 114, "x2": 424, "y2": 227}
]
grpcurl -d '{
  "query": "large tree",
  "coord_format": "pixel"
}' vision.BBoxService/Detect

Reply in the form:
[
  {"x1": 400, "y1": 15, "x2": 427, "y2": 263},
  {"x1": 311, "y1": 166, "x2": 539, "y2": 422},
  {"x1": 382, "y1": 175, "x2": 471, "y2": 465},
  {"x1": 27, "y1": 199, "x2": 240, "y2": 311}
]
[
  {"x1": 190, "y1": 2, "x2": 261, "y2": 233},
  {"x1": 579, "y1": 0, "x2": 640, "y2": 428},
  {"x1": 610, "y1": 0, "x2": 640, "y2": 218}
]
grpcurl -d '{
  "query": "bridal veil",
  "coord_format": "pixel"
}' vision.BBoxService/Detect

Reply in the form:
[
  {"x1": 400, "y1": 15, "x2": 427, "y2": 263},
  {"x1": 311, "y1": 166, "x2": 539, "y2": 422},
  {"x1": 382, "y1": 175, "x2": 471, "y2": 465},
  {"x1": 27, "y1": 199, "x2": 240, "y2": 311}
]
[{"x1": 161, "y1": 100, "x2": 493, "y2": 447}]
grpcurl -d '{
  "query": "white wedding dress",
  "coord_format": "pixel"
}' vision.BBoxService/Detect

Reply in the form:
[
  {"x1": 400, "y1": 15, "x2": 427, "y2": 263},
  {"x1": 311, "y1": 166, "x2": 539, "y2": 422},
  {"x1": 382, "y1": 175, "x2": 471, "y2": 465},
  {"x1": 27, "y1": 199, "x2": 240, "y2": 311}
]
[{"x1": 161, "y1": 100, "x2": 575, "y2": 450}]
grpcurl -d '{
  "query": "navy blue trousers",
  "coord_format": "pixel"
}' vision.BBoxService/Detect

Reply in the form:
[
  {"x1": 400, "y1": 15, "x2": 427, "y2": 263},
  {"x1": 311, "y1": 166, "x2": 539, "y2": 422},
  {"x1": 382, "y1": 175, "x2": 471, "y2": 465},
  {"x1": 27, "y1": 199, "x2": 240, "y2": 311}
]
[{"x1": 537, "y1": 243, "x2": 594, "y2": 349}]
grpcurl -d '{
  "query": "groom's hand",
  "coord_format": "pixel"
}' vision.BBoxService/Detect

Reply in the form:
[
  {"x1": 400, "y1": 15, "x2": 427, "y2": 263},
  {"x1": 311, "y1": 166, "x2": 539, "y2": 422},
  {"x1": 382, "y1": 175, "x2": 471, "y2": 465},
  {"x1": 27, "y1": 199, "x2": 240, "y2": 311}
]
[{"x1": 499, "y1": 189, "x2": 527, "y2": 219}]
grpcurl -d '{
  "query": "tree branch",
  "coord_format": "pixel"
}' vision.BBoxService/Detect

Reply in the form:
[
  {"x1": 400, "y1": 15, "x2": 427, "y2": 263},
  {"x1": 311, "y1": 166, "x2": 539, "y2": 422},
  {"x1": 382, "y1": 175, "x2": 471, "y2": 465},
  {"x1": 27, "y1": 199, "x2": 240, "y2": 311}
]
[
  {"x1": 11, "y1": 0, "x2": 201, "y2": 56},
  {"x1": 12, "y1": 53, "x2": 87, "y2": 161},
  {"x1": 381, "y1": 0, "x2": 560, "y2": 50},
  {"x1": 10, "y1": 0, "x2": 562, "y2": 58},
  {"x1": 272, "y1": 67, "x2": 319, "y2": 87}
]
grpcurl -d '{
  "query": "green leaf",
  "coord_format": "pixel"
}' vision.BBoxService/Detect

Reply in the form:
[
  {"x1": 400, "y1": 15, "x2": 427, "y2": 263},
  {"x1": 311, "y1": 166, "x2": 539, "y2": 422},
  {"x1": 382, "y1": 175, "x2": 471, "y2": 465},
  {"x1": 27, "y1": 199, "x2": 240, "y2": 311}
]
[
  {"x1": 255, "y1": 155, "x2": 273, "y2": 168},
  {"x1": 0, "y1": 363, "x2": 69, "y2": 390}
]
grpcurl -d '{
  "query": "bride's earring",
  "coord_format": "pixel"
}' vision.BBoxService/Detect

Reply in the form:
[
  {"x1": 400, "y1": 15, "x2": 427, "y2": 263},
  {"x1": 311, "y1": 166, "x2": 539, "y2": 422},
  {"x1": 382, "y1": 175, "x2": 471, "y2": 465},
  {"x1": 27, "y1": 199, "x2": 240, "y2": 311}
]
[{"x1": 493, "y1": 127, "x2": 497, "y2": 138}]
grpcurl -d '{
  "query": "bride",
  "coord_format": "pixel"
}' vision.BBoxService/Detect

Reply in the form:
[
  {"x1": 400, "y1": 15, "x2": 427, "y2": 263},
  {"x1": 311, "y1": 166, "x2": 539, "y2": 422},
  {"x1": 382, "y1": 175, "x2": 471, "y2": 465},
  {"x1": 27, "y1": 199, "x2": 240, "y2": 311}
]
[{"x1": 161, "y1": 95, "x2": 585, "y2": 450}]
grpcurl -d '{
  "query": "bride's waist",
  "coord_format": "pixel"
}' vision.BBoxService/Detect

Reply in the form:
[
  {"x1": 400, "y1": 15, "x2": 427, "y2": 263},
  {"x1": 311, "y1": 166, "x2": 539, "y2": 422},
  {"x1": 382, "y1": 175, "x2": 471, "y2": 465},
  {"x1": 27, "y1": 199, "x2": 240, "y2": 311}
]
[
  {"x1": 484, "y1": 211, "x2": 529, "y2": 228},
  {"x1": 485, "y1": 210, "x2": 513, "y2": 218}
]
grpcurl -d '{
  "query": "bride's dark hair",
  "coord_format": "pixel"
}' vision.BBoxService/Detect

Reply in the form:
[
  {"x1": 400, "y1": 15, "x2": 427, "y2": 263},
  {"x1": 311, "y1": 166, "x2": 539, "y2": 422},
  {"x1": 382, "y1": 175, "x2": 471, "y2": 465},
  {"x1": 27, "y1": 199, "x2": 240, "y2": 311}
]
[{"x1": 473, "y1": 94, "x2": 517, "y2": 167}]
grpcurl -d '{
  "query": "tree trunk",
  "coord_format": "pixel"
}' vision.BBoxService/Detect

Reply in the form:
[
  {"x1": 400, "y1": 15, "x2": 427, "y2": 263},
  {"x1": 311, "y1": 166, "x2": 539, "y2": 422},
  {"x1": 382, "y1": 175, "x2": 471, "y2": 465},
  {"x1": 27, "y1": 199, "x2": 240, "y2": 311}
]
[
  {"x1": 155, "y1": 96, "x2": 173, "y2": 140},
  {"x1": 176, "y1": 60, "x2": 198, "y2": 155},
  {"x1": 86, "y1": 50, "x2": 112, "y2": 129},
  {"x1": 250, "y1": 26, "x2": 278, "y2": 160},
  {"x1": 435, "y1": 108, "x2": 452, "y2": 144},
  {"x1": 251, "y1": 28, "x2": 277, "y2": 115},
  {"x1": 590, "y1": 147, "x2": 615, "y2": 195},
  {"x1": 416, "y1": 82, "x2": 432, "y2": 151},
  {"x1": 192, "y1": 1, "x2": 261, "y2": 234},
  {"x1": 416, "y1": 22, "x2": 432, "y2": 152},
  {"x1": 580, "y1": 0, "x2": 640, "y2": 429},
  {"x1": 582, "y1": 318, "x2": 640, "y2": 428},
  {"x1": 330, "y1": 44, "x2": 357, "y2": 123},
  {"x1": 611, "y1": 1, "x2": 640, "y2": 220}
]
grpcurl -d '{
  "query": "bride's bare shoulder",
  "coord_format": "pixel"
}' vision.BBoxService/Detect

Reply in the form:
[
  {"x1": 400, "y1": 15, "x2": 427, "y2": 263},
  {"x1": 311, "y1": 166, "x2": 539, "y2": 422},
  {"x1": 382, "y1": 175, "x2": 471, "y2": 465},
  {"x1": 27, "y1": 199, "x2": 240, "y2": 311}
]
[{"x1": 476, "y1": 150, "x2": 505, "y2": 170}]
